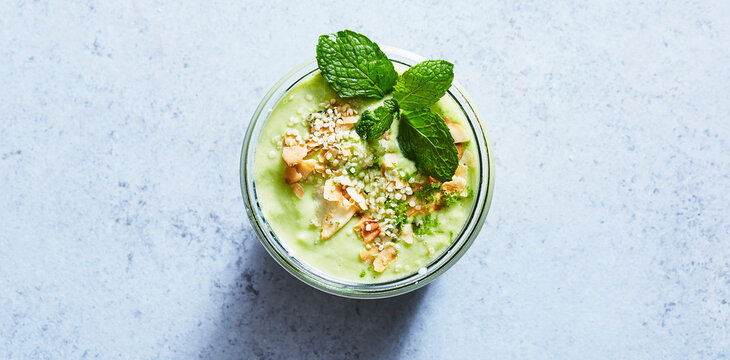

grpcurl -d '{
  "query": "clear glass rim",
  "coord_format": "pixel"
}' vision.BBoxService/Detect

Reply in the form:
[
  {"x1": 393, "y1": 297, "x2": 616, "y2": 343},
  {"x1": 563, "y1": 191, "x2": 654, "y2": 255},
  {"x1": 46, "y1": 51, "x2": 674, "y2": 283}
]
[{"x1": 239, "y1": 46, "x2": 495, "y2": 299}]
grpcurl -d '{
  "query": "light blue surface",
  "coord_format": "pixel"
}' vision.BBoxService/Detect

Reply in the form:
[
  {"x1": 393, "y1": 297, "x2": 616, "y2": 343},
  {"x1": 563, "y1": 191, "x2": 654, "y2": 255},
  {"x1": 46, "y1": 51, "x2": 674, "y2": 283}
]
[{"x1": 1, "y1": 1, "x2": 729, "y2": 359}]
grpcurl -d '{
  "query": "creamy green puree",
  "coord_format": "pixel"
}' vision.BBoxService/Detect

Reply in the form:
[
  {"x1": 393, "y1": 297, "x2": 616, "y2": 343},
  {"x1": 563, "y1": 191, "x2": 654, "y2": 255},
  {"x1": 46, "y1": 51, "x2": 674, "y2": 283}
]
[{"x1": 254, "y1": 70, "x2": 478, "y2": 283}]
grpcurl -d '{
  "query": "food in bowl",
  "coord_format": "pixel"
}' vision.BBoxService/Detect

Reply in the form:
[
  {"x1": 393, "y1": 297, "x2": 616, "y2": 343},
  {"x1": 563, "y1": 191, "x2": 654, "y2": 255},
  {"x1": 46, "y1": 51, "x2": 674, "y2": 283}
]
[{"x1": 253, "y1": 30, "x2": 479, "y2": 283}]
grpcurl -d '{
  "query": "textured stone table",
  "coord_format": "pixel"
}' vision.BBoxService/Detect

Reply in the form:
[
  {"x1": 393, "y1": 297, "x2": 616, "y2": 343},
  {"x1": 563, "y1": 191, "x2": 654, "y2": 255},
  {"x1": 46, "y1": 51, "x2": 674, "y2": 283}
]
[{"x1": 1, "y1": 1, "x2": 728, "y2": 359}]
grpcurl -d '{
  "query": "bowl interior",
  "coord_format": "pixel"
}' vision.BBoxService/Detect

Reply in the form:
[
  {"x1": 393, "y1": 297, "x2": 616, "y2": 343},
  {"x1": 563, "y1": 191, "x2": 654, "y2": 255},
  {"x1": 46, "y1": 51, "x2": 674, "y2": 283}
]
[{"x1": 240, "y1": 47, "x2": 494, "y2": 298}]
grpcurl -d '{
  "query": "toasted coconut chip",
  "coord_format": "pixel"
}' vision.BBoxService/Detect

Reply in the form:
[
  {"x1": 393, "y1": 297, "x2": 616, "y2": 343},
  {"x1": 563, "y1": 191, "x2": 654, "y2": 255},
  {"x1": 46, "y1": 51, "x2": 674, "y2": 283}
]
[
  {"x1": 454, "y1": 164, "x2": 467, "y2": 179},
  {"x1": 321, "y1": 203, "x2": 357, "y2": 241},
  {"x1": 345, "y1": 187, "x2": 368, "y2": 211},
  {"x1": 313, "y1": 162, "x2": 326, "y2": 173},
  {"x1": 296, "y1": 159, "x2": 317, "y2": 179},
  {"x1": 460, "y1": 149, "x2": 474, "y2": 166},
  {"x1": 442, "y1": 176, "x2": 467, "y2": 194},
  {"x1": 442, "y1": 164, "x2": 468, "y2": 195},
  {"x1": 400, "y1": 223, "x2": 414, "y2": 244},
  {"x1": 336, "y1": 124, "x2": 355, "y2": 132},
  {"x1": 291, "y1": 183, "x2": 304, "y2": 199},
  {"x1": 373, "y1": 245, "x2": 398, "y2": 272},
  {"x1": 339, "y1": 147, "x2": 352, "y2": 158},
  {"x1": 353, "y1": 215, "x2": 380, "y2": 243},
  {"x1": 359, "y1": 246, "x2": 380, "y2": 266},
  {"x1": 341, "y1": 115, "x2": 358, "y2": 125},
  {"x1": 447, "y1": 122, "x2": 470, "y2": 143},
  {"x1": 362, "y1": 228, "x2": 379, "y2": 243},
  {"x1": 323, "y1": 179, "x2": 344, "y2": 202},
  {"x1": 337, "y1": 115, "x2": 358, "y2": 131},
  {"x1": 282, "y1": 145, "x2": 308, "y2": 166},
  {"x1": 306, "y1": 141, "x2": 321, "y2": 155},
  {"x1": 354, "y1": 215, "x2": 372, "y2": 230},
  {"x1": 323, "y1": 148, "x2": 339, "y2": 160},
  {"x1": 333, "y1": 175, "x2": 355, "y2": 187},
  {"x1": 284, "y1": 166, "x2": 302, "y2": 184},
  {"x1": 456, "y1": 143, "x2": 464, "y2": 159},
  {"x1": 444, "y1": 118, "x2": 469, "y2": 144},
  {"x1": 283, "y1": 134, "x2": 299, "y2": 147}
]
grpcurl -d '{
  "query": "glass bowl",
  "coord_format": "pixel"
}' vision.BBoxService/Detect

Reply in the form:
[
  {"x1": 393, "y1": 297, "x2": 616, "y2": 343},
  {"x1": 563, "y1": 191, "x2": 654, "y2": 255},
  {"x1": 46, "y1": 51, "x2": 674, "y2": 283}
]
[{"x1": 240, "y1": 46, "x2": 495, "y2": 299}]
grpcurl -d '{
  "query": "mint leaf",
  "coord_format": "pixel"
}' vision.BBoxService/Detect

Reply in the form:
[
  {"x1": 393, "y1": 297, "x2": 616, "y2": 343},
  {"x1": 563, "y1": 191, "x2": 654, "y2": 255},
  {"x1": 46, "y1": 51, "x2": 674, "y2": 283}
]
[
  {"x1": 397, "y1": 109, "x2": 458, "y2": 181},
  {"x1": 355, "y1": 99, "x2": 399, "y2": 140},
  {"x1": 316, "y1": 30, "x2": 398, "y2": 99},
  {"x1": 393, "y1": 60, "x2": 454, "y2": 111}
]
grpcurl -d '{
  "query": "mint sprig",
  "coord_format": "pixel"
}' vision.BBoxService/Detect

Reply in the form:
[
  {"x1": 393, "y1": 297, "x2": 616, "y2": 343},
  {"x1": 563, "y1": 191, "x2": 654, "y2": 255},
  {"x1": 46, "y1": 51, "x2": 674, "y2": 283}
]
[
  {"x1": 316, "y1": 30, "x2": 398, "y2": 99},
  {"x1": 393, "y1": 60, "x2": 454, "y2": 111},
  {"x1": 397, "y1": 110, "x2": 459, "y2": 181},
  {"x1": 391, "y1": 60, "x2": 458, "y2": 179},
  {"x1": 354, "y1": 99, "x2": 399, "y2": 141},
  {"x1": 315, "y1": 30, "x2": 462, "y2": 180}
]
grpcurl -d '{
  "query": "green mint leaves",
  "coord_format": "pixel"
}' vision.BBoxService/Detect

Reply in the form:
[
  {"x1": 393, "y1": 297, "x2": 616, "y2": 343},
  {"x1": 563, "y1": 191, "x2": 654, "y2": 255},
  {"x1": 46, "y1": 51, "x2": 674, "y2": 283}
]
[
  {"x1": 354, "y1": 99, "x2": 399, "y2": 141},
  {"x1": 392, "y1": 61, "x2": 457, "y2": 180},
  {"x1": 315, "y1": 30, "x2": 461, "y2": 180},
  {"x1": 398, "y1": 110, "x2": 459, "y2": 181},
  {"x1": 392, "y1": 60, "x2": 457, "y2": 179},
  {"x1": 393, "y1": 60, "x2": 454, "y2": 111},
  {"x1": 316, "y1": 30, "x2": 398, "y2": 99}
]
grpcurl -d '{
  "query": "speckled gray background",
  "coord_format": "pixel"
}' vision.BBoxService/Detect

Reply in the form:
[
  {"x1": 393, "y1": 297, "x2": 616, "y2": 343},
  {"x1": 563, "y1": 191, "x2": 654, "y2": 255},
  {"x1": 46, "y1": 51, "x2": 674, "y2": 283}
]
[{"x1": 1, "y1": 1, "x2": 729, "y2": 359}]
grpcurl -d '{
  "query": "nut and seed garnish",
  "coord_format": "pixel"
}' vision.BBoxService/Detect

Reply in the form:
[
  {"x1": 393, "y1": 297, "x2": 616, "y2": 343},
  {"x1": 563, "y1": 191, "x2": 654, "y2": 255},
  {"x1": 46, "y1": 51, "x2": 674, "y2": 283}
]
[
  {"x1": 272, "y1": 30, "x2": 475, "y2": 276},
  {"x1": 279, "y1": 97, "x2": 473, "y2": 273}
]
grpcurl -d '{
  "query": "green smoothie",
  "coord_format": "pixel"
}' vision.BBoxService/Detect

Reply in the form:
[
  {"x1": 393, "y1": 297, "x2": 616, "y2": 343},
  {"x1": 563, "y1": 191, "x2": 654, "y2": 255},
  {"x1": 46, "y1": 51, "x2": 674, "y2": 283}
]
[{"x1": 254, "y1": 70, "x2": 478, "y2": 283}]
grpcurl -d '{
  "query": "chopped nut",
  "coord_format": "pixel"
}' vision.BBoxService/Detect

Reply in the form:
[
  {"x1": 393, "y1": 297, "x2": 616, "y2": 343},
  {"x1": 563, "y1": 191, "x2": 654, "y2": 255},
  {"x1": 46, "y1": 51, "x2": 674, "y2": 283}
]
[
  {"x1": 291, "y1": 183, "x2": 304, "y2": 199},
  {"x1": 284, "y1": 166, "x2": 302, "y2": 184},
  {"x1": 373, "y1": 245, "x2": 398, "y2": 272}
]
